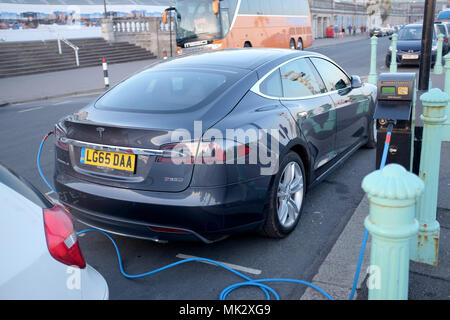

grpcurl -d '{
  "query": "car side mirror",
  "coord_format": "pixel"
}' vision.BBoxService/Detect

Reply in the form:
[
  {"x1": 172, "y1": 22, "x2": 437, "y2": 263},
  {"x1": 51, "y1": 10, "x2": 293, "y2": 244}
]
[{"x1": 351, "y1": 75, "x2": 362, "y2": 89}]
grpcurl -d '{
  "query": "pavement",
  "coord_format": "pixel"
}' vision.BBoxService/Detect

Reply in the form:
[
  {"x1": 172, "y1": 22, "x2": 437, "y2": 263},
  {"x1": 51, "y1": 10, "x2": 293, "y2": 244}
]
[
  {"x1": 301, "y1": 71, "x2": 450, "y2": 300},
  {"x1": 0, "y1": 58, "x2": 157, "y2": 106},
  {"x1": 309, "y1": 34, "x2": 369, "y2": 50}
]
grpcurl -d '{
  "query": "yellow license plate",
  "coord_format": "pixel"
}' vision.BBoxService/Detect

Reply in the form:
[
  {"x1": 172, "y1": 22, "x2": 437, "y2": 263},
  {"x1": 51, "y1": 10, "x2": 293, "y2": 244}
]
[{"x1": 80, "y1": 148, "x2": 136, "y2": 172}]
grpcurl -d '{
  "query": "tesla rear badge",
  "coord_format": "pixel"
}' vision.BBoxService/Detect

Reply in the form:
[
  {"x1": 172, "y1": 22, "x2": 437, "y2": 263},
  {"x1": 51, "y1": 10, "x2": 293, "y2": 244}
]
[{"x1": 96, "y1": 127, "x2": 105, "y2": 139}]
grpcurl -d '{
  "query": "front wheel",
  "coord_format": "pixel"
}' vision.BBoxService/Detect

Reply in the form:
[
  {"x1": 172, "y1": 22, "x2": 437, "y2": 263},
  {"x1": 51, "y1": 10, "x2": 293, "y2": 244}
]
[
  {"x1": 385, "y1": 55, "x2": 391, "y2": 68},
  {"x1": 261, "y1": 152, "x2": 306, "y2": 238}
]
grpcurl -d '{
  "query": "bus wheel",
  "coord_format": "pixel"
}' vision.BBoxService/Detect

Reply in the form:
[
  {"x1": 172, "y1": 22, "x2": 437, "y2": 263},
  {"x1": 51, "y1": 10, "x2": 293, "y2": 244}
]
[
  {"x1": 244, "y1": 42, "x2": 252, "y2": 47},
  {"x1": 290, "y1": 39, "x2": 296, "y2": 50},
  {"x1": 297, "y1": 38, "x2": 303, "y2": 50}
]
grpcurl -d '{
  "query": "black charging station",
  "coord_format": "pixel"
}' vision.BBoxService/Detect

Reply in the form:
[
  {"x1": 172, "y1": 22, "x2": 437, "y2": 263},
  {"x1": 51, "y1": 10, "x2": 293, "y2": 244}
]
[{"x1": 374, "y1": 73, "x2": 421, "y2": 173}]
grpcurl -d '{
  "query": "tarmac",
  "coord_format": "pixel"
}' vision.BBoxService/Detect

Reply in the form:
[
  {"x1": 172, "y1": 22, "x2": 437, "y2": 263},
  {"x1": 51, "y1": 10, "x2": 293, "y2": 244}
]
[{"x1": 2, "y1": 33, "x2": 448, "y2": 300}]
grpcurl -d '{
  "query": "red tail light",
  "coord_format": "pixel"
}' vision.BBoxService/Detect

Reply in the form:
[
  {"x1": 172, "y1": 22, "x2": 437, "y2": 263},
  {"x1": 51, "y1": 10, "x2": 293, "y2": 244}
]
[
  {"x1": 156, "y1": 141, "x2": 250, "y2": 164},
  {"x1": 445, "y1": 39, "x2": 448, "y2": 43},
  {"x1": 43, "y1": 205, "x2": 86, "y2": 269}
]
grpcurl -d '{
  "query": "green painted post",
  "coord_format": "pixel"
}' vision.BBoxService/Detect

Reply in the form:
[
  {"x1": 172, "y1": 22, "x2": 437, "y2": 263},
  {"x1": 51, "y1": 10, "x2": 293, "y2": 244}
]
[
  {"x1": 410, "y1": 88, "x2": 449, "y2": 266},
  {"x1": 434, "y1": 33, "x2": 444, "y2": 75},
  {"x1": 368, "y1": 36, "x2": 378, "y2": 85},
  {"x1": 390, "y1": 33, "x2": 398, "y2": 73},
  {"x1": 362, "y1": 164, "x2": 423, "y2": 300},
  {"x1": 442, "y1": 53, "x2": 450, "y2": 141}
]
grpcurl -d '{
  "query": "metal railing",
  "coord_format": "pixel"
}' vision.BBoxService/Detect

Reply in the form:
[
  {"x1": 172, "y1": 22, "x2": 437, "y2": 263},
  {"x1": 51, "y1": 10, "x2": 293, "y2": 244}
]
[{"x1": 57, "y1": 36, "x2": 80, "y2": 67}]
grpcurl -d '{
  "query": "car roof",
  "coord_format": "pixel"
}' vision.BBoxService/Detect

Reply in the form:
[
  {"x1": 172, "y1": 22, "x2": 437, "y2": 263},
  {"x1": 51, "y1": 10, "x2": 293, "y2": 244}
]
[{"x1": 153, "y1": 48, "x2": 319, "y2": 71}]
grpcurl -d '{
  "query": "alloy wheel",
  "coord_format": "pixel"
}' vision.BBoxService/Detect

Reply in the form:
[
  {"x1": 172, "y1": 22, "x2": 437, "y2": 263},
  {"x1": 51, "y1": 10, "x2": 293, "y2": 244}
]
[{"x1": 276, "y1": 161, "x2": 304, "y2": 228}]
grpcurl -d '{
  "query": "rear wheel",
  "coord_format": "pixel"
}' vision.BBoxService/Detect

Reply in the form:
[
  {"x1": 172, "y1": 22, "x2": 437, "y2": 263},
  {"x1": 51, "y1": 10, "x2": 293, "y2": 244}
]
[
  {"x1": 261, "y1": 152, "x2": 306, "y2": 238},
  {"x1": 364, "y1": 118, "x2": 377, "y2": 149},
  {"x1": 290, "y1": 38, "x2": 296, "y2": 50},
  {"x1": 297, "y1": 38, "x2": 303, "y2": 50}
]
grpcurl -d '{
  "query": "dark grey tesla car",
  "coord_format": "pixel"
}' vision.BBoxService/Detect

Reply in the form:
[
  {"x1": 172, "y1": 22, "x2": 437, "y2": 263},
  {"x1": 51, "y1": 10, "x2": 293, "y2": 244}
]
[{"x1": 54, "y1": 49, "x2": 377, "y2": 243}]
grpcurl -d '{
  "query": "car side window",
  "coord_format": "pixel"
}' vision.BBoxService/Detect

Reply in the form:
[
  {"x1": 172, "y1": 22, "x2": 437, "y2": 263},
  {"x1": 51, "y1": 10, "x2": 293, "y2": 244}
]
[
  {"x1": 259, "y1": 68, "x2": 283, "y2": 97},
  {"x1": 310, "y1": 57, "x2": 351, "y2": 92},
  {"x1": 279, "y1": 58, "x2": 327, "y2": 98}
]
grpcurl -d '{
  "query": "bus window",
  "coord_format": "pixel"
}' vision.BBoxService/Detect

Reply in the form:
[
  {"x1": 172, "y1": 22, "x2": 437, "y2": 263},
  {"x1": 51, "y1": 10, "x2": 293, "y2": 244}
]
[{"x1": 221, "y1": 9, "x2": 230, "y2": 37}]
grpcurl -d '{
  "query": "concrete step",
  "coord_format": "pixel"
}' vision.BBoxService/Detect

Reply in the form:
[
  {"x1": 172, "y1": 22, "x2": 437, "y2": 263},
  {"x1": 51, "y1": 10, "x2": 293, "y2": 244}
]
[
  {"x1": 0, "y1": 42, "x2": 141, "y2": 56},
  {"x1": 0, "y1": 52, "x2": 155, "y2": 72},
  {"x1": 0, "y1": 55, "x2": 155, "y2": 78},
  {"x1": 0, "y1": 46, "x2": 152, "y2": 63},
  {"x1": 0, "y1": 38, "x2": 156, "y2": 78}
]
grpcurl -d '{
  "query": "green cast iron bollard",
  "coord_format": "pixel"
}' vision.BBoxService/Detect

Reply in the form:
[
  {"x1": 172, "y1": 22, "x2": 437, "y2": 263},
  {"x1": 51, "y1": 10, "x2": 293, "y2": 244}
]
[
  {"x1": 410, "y1": 88, "x2": 449, "y2": 266},
  {"x1": 390, "y1": 33, "x2": 398, "y2": 73},
  {"x1": 442, "y1": 53, "x2": 450, "y2": 141},
  {"x1": 368, "y1": 36, "x2": 378, "y2": 85},
  {"x1": 362, "y1": 164, "x2": 423, "y2": 300},
  {"x1": 434, "y1": 33, "x2": 444, "y2": 75}
]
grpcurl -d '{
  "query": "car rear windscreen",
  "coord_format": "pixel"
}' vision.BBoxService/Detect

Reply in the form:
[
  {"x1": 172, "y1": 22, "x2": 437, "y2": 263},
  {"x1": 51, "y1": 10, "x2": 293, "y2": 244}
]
[{"x1": 95, "y1": 68, "x2": 239, "y2": 113}]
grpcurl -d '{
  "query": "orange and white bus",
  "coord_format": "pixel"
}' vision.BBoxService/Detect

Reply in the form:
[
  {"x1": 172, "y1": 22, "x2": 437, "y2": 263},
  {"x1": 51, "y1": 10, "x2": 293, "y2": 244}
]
[{"x1": 164, "y1": 0, "x2": 313, "y2": 55}]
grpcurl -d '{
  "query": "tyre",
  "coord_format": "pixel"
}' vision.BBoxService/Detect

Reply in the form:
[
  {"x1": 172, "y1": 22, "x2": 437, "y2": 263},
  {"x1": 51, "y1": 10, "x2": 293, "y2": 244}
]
[
  {"x1": 364, "y1": 117, "x2": 377, "y2": 149},
  {"x1": 297, "y1": 38, "x2": 303, "y2": 50},
  {"x1": 290, "y1": 38, "x2": 296, "y2": 50},
  {"x1": 261, "y1": 152, "x2": 306, "y2": 238}
]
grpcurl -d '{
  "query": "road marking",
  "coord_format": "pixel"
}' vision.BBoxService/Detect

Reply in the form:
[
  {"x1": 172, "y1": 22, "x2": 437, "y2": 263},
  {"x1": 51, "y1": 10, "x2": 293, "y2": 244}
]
[
  {"x1": 176, "y1": 253, "x2": 262, "y2": 275},
  {"x1": 18, "y1": 106, "x2": 43, "y2": 113},
  {"x1": 53, "y1": 100, "x2": 73, "y2": 106}
]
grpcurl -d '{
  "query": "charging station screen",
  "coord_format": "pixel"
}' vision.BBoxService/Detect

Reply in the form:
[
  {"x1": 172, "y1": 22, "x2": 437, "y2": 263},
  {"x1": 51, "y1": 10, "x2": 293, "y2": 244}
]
[{"x1": 381, "y1": 86, "x2": 396, "y2": 94}]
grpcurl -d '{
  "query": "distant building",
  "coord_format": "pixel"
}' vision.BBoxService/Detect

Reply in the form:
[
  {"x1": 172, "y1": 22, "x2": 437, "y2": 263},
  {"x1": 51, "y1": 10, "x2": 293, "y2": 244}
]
[
  {"x1": 310, "y1": 0, "x2": 368, "y2": 38},
  {"x1": 373, "y1": 0, "x2": 450, "y2": 27}
]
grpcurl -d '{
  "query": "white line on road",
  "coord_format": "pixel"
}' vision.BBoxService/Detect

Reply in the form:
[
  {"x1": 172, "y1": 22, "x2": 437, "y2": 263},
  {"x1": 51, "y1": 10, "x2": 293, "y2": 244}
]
[
  {"x1": 18, "y1": 106, "x2": 43, "y2": 113},
  {"x1": 53, "y1": 100, "x2": 73, "y2": 106},
  {"x1": 176, "y1": 253, "x2": 262, "y2": 275}
]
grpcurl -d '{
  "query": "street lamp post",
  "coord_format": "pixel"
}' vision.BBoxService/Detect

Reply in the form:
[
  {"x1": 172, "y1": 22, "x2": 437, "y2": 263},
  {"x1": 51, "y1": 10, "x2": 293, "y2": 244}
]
[{"x1": 418, "y1": 0, "x2": 436, "y2": 91}]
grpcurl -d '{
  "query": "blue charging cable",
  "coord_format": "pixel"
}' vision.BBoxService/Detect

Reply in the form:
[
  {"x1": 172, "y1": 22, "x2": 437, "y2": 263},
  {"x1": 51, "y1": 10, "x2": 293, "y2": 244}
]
[
  {"x1": 37, "y1": 131, "x2": 56, "y2": 193},
  {"x1": 38, "y1": 121, "x2": 393, "y2": 300}
]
